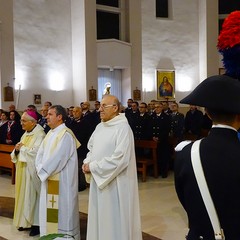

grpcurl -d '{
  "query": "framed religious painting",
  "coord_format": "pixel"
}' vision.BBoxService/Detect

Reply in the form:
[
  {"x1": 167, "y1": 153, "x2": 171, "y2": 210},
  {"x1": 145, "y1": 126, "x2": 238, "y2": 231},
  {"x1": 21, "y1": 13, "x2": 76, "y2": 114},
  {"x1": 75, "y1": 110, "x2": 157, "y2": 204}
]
[
  {"x1": 89, "y1": 86, "x2": 97, "y2": 101},
  {"x1": 133, "y1": 87, "x2": 141, "y2": 101},
  {"x1": 219, "y1": 68, "x2": 226, "y2": 75},
  {"x1": 4, "y1": 84, "x2": 14, "y2": 101},
  {"x1": 34, "y1": 94, "x2": 41, "y2": 105},
  {"x1": 156, "y1": 69, "x2": 175, "y2": 100}
]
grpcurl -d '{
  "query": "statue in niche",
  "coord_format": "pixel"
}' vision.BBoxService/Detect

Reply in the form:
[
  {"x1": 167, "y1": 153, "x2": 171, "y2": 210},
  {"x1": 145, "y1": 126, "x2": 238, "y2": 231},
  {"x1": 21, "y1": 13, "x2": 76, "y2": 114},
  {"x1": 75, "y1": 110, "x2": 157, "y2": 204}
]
[{"x1": 103, "y1": 82, "x2": 111, "y2": 95}]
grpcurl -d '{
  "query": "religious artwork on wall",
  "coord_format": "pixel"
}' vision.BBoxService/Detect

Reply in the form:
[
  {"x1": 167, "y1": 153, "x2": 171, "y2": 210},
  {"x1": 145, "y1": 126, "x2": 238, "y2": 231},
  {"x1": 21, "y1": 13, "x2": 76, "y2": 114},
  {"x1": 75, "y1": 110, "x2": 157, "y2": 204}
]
[
  {"x1": 133, "y1": 87, "x2": 141, "y2": 101},
  {"x1": 219, "y1": 68, "x2": 226, "y2": 75},
  {"x1": 4, "y1": 84, "x2": 14, "y2": 101},
  {"x1": 34, "y1": 94, "x2": 41, "y2": 105},
  {"x1": 89, "y1": 86, "x2": 97, "y2": 101},
  {"x1": 156, "y1": 69, "x2": 175, "y2": 100}
]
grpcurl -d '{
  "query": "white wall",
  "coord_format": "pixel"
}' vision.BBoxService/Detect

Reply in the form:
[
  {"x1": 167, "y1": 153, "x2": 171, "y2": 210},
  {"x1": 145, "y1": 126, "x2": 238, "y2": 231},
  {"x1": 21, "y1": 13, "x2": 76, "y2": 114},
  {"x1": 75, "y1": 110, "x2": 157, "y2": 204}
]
[
  {"x1": 71, "y1": 0, "x2": 87, "y2": 106},
  {"x1": 0, "y1": 0, "x2": 14, "y2": 110},
  {"x1": 142, "y1": 0, "x2": 200, "y2": 104},
  {"x1": 13, "y1": 0, "x2": 73, "y2": 110},
  {"x1": 71, "y1": 0, "x2": 97, "y2": 106},
  {"x1": 8, "y1": 0, "x2": 219, "y2": 110},
  {"x1": 97, "y1": 39, "x2": 131, "y2": 69}
]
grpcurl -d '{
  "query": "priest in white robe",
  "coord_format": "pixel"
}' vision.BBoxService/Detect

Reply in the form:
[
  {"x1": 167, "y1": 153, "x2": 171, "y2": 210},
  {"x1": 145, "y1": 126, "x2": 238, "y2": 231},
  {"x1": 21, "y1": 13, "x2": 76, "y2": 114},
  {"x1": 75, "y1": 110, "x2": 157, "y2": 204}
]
[
  {"x1": 83, "y1": 95, "x2": 142, "y2": 240},
  {"x1": 11, "y1": 110, "x2": 46, "y2": 236},
  {"x1": 35, "y1": 105, "x2": 80, "y2": 240}
]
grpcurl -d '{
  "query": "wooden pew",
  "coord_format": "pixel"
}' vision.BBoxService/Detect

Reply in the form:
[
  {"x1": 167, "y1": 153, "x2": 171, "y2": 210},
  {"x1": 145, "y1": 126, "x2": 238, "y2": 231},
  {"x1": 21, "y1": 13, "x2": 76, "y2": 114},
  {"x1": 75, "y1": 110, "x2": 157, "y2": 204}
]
[
  {"x1": 0, "y1": 144, "x2": 15, "y2": 184},
  {"x1": 135, "y1": 140, "x2": 158, "y2": 182}
]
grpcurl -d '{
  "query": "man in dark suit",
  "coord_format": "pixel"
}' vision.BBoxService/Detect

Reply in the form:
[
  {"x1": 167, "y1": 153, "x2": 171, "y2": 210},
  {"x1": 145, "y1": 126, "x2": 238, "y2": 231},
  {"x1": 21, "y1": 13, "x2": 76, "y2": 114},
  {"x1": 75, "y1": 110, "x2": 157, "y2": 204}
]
[
  {"x1": 170, "y1": 102, "x2": 185, "y2": 143},
  {"x1": 68, "y1": 106, "x2": 94, "y2": 191},
  {"x1": 81, "y1": 101, "x2": 91, "y2": 117},
  {"x1": 38, "y1": 106, "x2": 50, "y2": 133},
  {"x1": 132, "y1": 102, "x2": 150, "y2": 140},
  {"x1": 148, "y1": 102, "x2": 171, "y2": 178},
  {"x1": 174, "y1": 75, "x2": 240, "y2": 240},
  {"x1": 162, "y1": 101, "x2": 172, "y2": 115},
  {"x1": 126, "y1": 101, "x2": 140, "y2": 131},
  {"x1": 184, "y1": 105, "x2": 203, "y2": 138}
]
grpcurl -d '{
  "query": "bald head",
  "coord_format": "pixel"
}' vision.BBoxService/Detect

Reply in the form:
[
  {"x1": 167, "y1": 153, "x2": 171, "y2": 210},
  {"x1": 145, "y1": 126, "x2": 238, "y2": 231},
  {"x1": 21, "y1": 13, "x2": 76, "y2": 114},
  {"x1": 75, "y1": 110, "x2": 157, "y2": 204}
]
[
  {"x1": 100, "y1": 95, "x2": 120, "y2": 122},
  {"x1": 73, "y1": 106, "x2": 82, "y2": 119},
  {"x1": 102, "y1": 95, "x2": 120, "y2": 111}
]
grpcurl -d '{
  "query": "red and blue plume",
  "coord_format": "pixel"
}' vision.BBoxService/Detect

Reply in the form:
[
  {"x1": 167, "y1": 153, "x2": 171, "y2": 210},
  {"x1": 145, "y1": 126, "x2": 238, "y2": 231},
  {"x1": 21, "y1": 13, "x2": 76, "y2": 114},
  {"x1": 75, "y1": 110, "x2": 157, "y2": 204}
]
[{"x1": 217, "y1": 11, "x2": 240, "y2": 80}]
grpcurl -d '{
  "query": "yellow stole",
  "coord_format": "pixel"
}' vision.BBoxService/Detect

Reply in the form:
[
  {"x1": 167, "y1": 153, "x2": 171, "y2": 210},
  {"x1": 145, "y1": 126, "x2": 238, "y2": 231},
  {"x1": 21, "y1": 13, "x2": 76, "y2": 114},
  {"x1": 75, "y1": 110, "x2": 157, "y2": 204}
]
[{"x1": 44, "y1": 127, "x2": 80, "y2": 234}]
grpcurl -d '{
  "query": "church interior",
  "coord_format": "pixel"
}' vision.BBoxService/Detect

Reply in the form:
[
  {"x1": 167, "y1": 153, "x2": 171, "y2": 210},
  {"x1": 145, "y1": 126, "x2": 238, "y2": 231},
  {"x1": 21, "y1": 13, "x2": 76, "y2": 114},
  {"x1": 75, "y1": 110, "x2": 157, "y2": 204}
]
[{"x1": 0, "y1": 0, "x2": 238, "y2": 239}]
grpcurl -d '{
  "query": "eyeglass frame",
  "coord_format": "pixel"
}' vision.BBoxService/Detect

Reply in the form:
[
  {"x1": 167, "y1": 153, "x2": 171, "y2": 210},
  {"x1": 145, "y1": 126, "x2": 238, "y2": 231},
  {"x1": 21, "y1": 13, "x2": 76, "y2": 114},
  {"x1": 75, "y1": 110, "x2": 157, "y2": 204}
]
[{"x1": 99, "y1": 104, "x2": 116, "y2": 109}]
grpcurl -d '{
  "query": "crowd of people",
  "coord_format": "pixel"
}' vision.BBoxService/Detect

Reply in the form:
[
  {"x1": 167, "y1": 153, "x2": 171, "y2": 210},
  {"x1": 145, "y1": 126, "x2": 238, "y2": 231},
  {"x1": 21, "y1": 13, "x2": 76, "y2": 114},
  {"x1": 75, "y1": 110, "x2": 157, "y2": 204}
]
[
  {"x1": 0, "y1": 97, "x2": 143, "y2": 239},
  {"x1": 7, "y1": 102, "x2": 86, "y2": 238},
  {"x1": 0, "y1": 96, "x2": 210, "y2": 238},
  {"x1": 1, "y1": 9, "x2": 240, "y2": 240},
  {"x1": 0, "y1": 91, "x2": 238, "y2": 240},
  {"x1": 0, "y1": 99, "x2": 212, "y2": 183},
  {"x1": 124, "y1": 98, "x2": 212, "y2": 178}
]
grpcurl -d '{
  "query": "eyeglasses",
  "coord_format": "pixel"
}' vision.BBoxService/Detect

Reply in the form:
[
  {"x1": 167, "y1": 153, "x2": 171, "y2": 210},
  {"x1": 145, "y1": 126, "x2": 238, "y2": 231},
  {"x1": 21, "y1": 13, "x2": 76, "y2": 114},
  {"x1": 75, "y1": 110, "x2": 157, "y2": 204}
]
[{"x1": 99, "y1": 104, "x2": 116, "y2": 109}]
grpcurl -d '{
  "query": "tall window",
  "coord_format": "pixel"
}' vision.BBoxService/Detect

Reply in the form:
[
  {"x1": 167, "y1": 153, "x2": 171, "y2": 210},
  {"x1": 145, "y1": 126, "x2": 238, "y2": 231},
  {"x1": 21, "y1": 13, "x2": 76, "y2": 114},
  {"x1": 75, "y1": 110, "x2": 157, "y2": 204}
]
[
  {"x1": 96, "y1": 0, "x2": 124, "y2": 40},
  {"x1": 96, "y1": 0, "x2": 119, "y2": 8},
  {"x1": 97, "y1": 11, "x2": 120, "y2": 39},
  {"x1": 156, "y1": 0, "x2": 168, "y2": 18},
  {"x1": 218, "y1": 0, "x2": 240, "y2": 33},
  {"x1": 219, "y1": 0, "x2": 240, "y2": 14}
]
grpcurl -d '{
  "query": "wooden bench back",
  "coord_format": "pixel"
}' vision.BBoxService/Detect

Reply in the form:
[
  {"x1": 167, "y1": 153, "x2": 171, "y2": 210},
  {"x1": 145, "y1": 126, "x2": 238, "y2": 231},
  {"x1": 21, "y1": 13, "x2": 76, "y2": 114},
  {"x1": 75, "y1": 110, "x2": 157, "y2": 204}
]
[
  {"x1": 134, "y1": 140, "x2": 158, "y2": 181},
  {"x1": 0, "y1": 144, "x2": 15, "y2": 153},
  {"x1": 135, "y1": 140, "x2": 158, "y2": 149},
  {"x1": 0, "y1": 144, "x2": 15, "y2": 184}
]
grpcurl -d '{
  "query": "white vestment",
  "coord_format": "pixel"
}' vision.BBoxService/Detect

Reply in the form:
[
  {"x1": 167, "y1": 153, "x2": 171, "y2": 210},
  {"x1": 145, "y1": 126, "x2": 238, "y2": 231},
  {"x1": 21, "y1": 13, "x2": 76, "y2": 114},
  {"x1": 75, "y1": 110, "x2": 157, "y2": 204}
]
[
  {"x1": 35, "y1": 123, "x2": 80, "y2": 239},
  {"x1": 84, "y1": 113, "x2": 142, "y2": 240},
  {"x1": 11, "y1": 124, "x2": 46, "y2": 228}
]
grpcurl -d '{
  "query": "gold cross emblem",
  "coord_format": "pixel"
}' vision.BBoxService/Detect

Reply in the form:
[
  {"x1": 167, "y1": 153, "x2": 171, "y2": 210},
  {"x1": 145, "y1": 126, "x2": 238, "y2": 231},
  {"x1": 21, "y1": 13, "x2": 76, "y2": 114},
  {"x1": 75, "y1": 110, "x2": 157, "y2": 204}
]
[{"x1": 49, "y1": 195, "x2": 56, "y2": 208}]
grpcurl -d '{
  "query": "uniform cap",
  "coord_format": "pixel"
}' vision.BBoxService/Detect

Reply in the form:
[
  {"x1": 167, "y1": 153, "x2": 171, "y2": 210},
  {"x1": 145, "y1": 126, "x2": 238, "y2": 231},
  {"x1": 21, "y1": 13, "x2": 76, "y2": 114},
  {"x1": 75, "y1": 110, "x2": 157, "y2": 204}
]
[{"x1": 180, "y1": 75, "x2": 240, "y2": 113}]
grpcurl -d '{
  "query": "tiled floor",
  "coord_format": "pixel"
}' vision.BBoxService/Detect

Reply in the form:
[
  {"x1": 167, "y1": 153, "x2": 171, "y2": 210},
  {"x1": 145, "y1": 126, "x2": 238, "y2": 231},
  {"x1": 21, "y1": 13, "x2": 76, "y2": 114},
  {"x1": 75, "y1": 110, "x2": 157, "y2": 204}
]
[{"x1": 0, "y1": 171, "x2": 188, "y2": 239}]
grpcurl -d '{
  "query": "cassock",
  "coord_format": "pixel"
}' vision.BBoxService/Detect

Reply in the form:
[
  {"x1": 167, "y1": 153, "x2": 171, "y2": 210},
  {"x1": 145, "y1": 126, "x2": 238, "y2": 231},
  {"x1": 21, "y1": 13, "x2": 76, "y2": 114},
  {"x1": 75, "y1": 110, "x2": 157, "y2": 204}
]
[
  {"x1": 84, "y1": 113, "x2": 142, "y2": 240},
  {"x1": 11, "y1": 124, "x2": 46, "y2": 228},
  {"x1": 35, "y1": 123, "x2": 80, "y2": 239}
]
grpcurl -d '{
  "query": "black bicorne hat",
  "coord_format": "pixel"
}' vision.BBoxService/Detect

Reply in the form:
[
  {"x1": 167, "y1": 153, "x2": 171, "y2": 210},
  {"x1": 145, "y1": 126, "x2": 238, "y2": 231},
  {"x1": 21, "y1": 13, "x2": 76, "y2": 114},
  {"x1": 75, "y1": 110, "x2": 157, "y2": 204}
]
[{"x1": 180, "y1": 75, "x2": 240, "y2": 114}]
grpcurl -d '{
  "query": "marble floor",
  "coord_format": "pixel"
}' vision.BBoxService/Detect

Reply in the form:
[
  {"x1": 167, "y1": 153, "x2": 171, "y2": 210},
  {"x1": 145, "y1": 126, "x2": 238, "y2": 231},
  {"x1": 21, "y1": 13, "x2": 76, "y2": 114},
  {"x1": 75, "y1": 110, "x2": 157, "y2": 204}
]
[{"x1": 0, "y1": 171, "x2": 188, "y2": 240}]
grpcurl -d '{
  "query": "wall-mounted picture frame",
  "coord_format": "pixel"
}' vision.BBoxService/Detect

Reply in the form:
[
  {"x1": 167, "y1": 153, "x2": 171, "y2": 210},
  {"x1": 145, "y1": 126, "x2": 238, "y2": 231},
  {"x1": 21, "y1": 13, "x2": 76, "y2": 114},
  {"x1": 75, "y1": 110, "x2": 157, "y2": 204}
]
[
  {"x1": 89, "y1": 87, "x2": 97, "y2": 101},
  {"x1": 34, "y1": 94, "x2": 41, "y2": 105},
  {"x1": 219, "y1": 68, "x2": 226, "y2": 75},
  {"x1": 133, "y1": 87, "x2": 141, "y2": 101},
  {"x1": 4, "y1": 85, "x2": 14, "y2": 101},
  {"x1": 156, "y1": 69, "x2": 175, "y2": 100}
]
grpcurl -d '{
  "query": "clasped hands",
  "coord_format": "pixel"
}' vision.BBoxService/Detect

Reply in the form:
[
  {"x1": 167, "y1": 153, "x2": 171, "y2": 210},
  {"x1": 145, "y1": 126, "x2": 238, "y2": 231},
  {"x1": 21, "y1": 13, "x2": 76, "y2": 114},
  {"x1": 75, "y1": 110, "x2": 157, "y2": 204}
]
[
  {"x1": 15, "y1": 142, "x2": 23, "y2": 151},
  {"x1": 82, "y1": 163, "x2": 91, "y2": 174}
]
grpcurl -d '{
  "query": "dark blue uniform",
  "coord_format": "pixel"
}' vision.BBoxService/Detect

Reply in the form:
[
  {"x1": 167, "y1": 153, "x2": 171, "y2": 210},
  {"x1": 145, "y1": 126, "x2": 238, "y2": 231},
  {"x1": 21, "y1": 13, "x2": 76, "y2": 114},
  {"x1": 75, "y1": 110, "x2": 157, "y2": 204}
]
[
  {"x1": 170, "y1": 112, "x2": 185, "y2": 143},
  {"x1": 175, "y1": 127, "x2": 240, "y2": 239},
  {"x1": 147, "y1": 112, "x2": 171, "y2": 177},
  {"x1": 131, "y1": 113, "x2": 150, "y2": 140}
]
